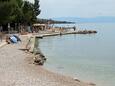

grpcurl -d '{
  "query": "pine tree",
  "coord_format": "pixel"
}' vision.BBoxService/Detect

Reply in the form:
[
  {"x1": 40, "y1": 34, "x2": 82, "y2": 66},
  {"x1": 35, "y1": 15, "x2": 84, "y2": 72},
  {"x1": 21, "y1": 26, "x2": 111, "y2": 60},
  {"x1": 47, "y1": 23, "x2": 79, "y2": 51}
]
[
  {"x1": 0, "y1": 0, "x2": 41, "y2": 25},
  {"x1": 0, "y1": 0, "x2": 17, "y2": 24},
  {"x1": 34, "y1": 0, "x2": 41, "y2": 17}
]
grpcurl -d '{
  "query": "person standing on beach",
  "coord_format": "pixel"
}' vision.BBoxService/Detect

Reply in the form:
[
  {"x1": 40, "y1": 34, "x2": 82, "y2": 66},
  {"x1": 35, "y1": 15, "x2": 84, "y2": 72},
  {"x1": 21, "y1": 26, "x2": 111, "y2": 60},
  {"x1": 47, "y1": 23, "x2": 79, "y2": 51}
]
[
  {"x1": 73, "y1": 26, "x2": 76, "y2": 31},
  {"x1": 0, "y1": 26, "x2": 3, "y2": 42},
  {"x1": 0, "y1": 26, "x2": 3, "y2": 32}
]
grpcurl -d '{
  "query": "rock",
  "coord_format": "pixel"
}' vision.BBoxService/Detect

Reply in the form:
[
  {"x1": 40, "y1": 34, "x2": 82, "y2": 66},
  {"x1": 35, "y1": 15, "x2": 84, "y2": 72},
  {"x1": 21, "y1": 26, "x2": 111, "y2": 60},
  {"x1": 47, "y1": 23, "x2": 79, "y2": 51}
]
[
  {"x1": 88, "y1": 82, "x2": 96, "y2": 86},
  {"x1": 34, "y1": 54, "x2": 46, "y2": 65},
  {"x1": 77, "y1": 30, "x2": 97, "y2": 34},
  {"x1": 74, "y1": 78, "x2": 80, "y2": 82},
  {"x1": 93, "y1": 31, "x2": 97, "y2": 33}
]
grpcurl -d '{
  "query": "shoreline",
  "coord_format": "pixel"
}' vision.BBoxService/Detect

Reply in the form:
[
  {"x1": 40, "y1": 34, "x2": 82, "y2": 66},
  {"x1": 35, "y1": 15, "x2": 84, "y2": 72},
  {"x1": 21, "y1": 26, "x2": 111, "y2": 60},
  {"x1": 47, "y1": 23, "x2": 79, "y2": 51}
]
[
  {"x1": 35, "y1": 30, "x2": 97, "y2": 38},
  {"x1": 29, "y1": 29, "x2": 97, "y2": 65},
  {"x1": 0, "y1": 34, "x2": 96, "y2": 86},
  {"x1": 24, "y1": 33, "x2": 96, "y2": 86},
  {"x1": 32, "y1": 32, "x2": 96, "y2": 86}
]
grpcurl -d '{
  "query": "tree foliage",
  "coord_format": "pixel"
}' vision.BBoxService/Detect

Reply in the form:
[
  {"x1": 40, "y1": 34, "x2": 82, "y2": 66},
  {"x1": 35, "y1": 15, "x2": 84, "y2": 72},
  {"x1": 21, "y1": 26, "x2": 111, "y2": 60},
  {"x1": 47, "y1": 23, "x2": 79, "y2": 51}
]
[
  {"x1": 0, "y1": 0, "x2": 41, "y2": 25},
  {"x1": 0, "y1": 0, "x2": 17, "y2": 24},
  {"x1": 22, "y1": 1, "x2": 36, "y2": 24},
  {"x1": 34, "y1": 0, "x2": 41, "y2": 16}
]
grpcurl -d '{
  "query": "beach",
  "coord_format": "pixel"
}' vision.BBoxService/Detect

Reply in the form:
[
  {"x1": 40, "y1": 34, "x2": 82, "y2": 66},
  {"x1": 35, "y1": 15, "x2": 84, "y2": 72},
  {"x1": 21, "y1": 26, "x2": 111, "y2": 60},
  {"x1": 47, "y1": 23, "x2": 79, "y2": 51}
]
[
  {"x1": 0, "y1": 35, "x2": 94, "y2": 86},
  {"x1": 0, "y1": 0, "x2": 114, "y2": 86}
]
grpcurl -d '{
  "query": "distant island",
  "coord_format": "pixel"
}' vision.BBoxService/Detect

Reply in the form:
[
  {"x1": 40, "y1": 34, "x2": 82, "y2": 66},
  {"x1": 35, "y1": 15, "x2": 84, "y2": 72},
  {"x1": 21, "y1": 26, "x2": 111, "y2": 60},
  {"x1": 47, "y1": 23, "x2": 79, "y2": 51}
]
[
  {"x1": 53, "y1": 16, "x2": 115, "y2": 23},
  {"x1": 37, "y1": 18, "x2": 75, "y2": 24}
]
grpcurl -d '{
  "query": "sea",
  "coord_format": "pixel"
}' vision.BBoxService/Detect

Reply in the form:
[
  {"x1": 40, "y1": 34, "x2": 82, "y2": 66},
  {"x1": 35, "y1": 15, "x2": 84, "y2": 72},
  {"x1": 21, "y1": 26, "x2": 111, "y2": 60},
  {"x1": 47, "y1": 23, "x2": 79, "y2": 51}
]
[{"x1": 39, "y1": 23, "x2": 115, "y2": 86}]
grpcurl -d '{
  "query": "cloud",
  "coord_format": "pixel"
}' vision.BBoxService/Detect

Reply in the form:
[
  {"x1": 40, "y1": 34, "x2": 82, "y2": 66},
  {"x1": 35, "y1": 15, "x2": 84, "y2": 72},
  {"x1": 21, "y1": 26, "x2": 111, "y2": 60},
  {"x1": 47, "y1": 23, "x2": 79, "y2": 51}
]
[{"x1": 28, "y1": 0, "x2": 115, "y2": 18}]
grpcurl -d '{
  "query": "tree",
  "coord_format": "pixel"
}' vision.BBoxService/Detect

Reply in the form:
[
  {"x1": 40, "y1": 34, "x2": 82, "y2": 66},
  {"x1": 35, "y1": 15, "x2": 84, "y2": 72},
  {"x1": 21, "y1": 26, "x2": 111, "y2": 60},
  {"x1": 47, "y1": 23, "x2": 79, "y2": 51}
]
[
  {"x1": 0, "y1": 0, "x2": 41, "y2": 28},
  {"x1": 13, "y1": 0, "x2": 24, "y2": 23},
  {"x1": 34, "y1": 0, "x2": 41, "y2": 17},
  {"x1": 22, "y1": 1, "x2": 35, "y2": 24},
  {"x1": 21, "y1": 0, "x2": 41, "y2": 24},
  {"x1": 0, "y1": 0, "x2": 17, "y2": 24}
]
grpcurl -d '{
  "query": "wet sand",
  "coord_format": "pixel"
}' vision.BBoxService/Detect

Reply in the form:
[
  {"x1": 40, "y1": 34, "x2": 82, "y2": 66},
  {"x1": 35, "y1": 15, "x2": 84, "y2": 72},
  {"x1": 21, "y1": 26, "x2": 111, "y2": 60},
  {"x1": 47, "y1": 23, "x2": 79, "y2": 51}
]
[{"x1": 0, "y1": 35, "x2": 94, "y2": 86}]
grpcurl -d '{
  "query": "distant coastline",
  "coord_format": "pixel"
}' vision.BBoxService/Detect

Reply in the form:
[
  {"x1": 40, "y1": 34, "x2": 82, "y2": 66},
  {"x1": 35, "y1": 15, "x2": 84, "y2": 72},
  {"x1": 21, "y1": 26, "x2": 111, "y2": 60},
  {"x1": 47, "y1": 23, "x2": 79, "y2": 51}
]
[
  {"x1": 53, "y1": 16, "x2": 115, "y2": 23},
  {"x1": 37, "y1": 18, "x2": 75, "y2": 24}
]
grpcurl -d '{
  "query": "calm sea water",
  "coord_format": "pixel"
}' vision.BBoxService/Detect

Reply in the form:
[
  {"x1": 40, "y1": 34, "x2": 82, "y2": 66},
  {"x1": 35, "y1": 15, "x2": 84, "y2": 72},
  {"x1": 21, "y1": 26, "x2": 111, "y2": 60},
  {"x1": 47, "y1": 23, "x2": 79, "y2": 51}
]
[{"x1": 39, "y1": 23, "x2": 115, "y2": 86}]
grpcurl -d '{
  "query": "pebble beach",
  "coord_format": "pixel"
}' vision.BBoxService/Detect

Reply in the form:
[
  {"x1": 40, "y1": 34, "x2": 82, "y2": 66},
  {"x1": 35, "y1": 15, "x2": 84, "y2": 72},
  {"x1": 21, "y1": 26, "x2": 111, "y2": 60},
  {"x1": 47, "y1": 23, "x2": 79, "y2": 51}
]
[{"x1": 0, "y1": 35, "x2": 94, "y2": 86}]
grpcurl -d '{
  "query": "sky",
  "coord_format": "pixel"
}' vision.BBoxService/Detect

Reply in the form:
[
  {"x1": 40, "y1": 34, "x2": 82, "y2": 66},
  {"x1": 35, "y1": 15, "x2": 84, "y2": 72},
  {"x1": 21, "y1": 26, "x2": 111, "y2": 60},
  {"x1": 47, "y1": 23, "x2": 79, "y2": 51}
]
[{"x1": 28, "y1": 0, "x2": 115, "y2": 18}]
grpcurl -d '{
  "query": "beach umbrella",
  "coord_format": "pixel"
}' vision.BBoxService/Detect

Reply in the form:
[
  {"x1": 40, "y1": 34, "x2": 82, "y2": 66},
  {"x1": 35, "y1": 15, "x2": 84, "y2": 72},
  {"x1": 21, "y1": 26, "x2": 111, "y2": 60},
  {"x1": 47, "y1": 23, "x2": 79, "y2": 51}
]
[
  {"x1": 13, "y1": 35, "x2": 21, "y2": 42},
  {"x1": 9, "y1": 36, "x2": 18, "y2": 43}
]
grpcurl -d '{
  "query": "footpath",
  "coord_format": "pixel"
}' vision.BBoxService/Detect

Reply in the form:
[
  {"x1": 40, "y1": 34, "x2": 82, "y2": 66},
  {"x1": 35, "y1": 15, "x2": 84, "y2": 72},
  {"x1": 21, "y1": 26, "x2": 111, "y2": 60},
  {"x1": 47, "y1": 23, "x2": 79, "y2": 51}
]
[{"x1": 0, "y1": 40, "x2": 7, "y2": 48}]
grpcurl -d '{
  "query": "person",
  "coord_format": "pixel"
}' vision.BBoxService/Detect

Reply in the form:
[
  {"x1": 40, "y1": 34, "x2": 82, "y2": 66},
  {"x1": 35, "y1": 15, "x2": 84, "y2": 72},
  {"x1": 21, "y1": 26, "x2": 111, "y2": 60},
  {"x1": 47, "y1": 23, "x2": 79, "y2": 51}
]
[
  {"x1": 73, "y1": 26, "x2": 76, "y2": 31},
  {"x1": 0, "y1": 26, "x2": 3, "y2": 42},
  {"x1": 0, "y1": 26, "x2": 3, "y2": 32},
  {"x1": 6, "y1": 35, "x2": 10, "y2": 44},
  {"x1": 0, "y1": 33, "x2": 2, "y2": 42}
]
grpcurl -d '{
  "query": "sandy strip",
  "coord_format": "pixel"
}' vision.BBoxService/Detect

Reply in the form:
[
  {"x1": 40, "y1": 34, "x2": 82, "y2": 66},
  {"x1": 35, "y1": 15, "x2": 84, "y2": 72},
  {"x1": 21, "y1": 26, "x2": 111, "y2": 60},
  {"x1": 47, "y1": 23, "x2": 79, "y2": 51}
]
[
  {"x1": 0, "y1": 42, "x2": 6, "y2": 48},
  {"x1": 0, "y1": 35, "x2": 94, "y2": 86}
]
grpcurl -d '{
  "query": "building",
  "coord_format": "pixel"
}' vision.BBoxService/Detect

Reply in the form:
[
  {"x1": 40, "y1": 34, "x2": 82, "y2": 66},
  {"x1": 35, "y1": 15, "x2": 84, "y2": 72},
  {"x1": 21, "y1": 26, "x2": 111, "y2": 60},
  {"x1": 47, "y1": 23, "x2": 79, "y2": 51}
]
[{"x1": 32, "y1": 24, "x2": 47, "y2": 32}]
